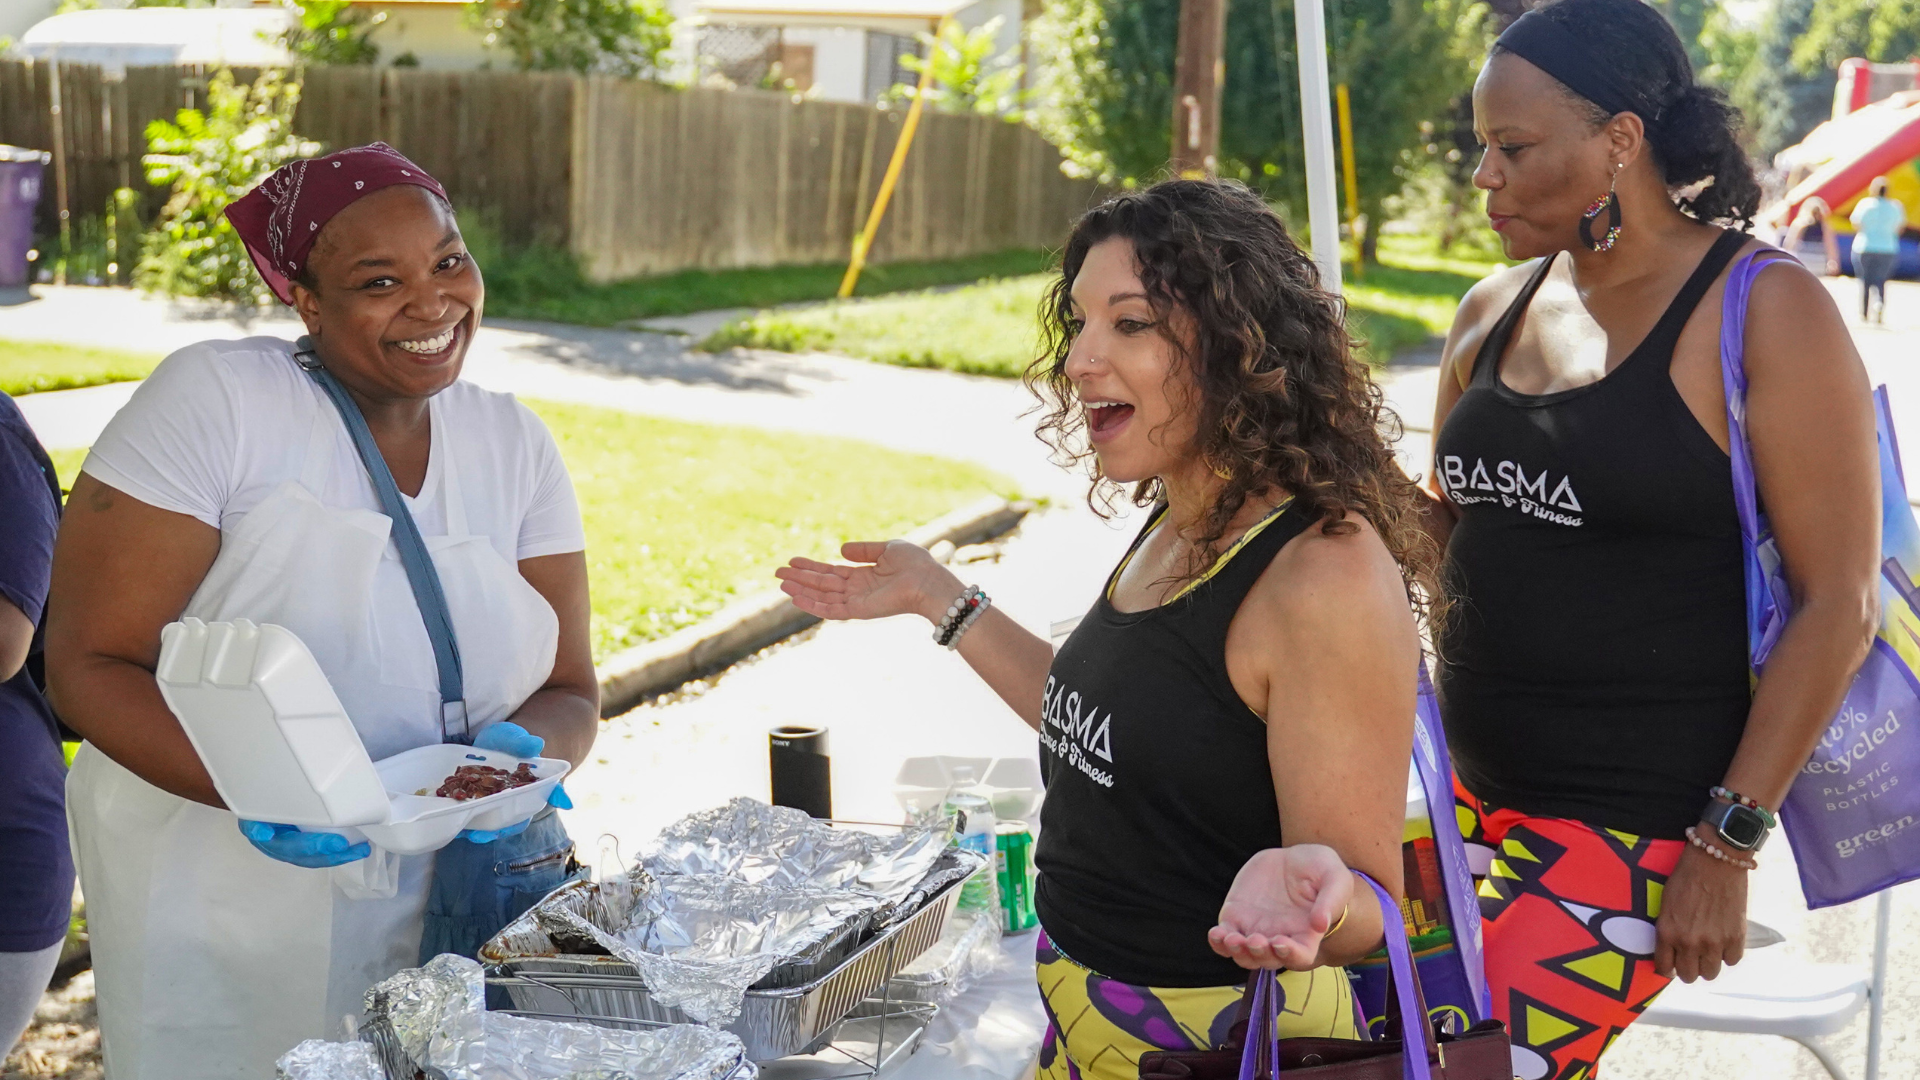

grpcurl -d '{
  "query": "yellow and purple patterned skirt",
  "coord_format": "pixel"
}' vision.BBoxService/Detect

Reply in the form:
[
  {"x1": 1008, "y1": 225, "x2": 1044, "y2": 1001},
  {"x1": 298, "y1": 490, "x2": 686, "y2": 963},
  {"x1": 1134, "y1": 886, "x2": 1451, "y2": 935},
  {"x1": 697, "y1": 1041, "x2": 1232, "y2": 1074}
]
[{"x1": 1034, "y1": 930, "x2": 1362, "y2": 1080}]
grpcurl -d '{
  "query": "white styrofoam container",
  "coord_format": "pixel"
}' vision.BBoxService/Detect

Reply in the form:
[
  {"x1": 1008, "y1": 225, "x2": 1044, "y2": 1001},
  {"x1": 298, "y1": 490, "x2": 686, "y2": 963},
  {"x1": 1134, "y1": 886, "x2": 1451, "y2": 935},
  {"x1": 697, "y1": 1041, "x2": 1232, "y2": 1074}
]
[
  {"x1": 893, "y1": 755, "x2": 1044, "y2": 829},
  {"x1": 156, "y1": 618, "x2": 569, "y2": 856},
  {"x1": 344, "y1": 743, "x2": 568, "y2": 856}
]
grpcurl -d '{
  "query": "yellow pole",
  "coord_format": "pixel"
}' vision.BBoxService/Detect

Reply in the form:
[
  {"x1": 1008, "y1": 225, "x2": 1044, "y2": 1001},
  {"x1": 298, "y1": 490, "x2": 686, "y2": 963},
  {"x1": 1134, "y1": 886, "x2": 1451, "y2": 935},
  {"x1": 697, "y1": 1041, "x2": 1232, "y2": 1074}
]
[
  {"x1": 839, "y1": 23, "x2": 944, "y2": 298},
  {"x1": 1335, "y1": 82, "x2": 1361, "y2": 279}
]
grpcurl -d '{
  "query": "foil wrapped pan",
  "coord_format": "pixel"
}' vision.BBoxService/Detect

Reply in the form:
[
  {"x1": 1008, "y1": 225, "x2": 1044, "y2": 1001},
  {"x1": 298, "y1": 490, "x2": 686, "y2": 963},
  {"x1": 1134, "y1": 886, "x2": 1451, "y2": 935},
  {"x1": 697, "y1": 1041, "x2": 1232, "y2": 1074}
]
[
  {"x1": 361, "y1": 954, "x2": 754, "y2": 1080},
  {"x1": 644, "y1": 799, "x2": 949, "y2": 915},
  {"x1": 532, "y1": 872, "x2": 885, "y2": 1023},
  {"x1": 277, "y1": 1039, "x2": 385, "y2": 1080},
  {"x1": 484, "y1": 848, "x2": 987, "y2": 1061}
]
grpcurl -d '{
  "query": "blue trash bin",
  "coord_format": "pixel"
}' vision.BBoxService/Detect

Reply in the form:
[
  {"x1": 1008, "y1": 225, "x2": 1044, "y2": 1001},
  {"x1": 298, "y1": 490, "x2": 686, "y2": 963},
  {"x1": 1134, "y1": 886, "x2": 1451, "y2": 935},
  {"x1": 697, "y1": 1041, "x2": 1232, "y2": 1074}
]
[{"x1": 0, "y1": 146, "x2": 50, "y2": 289}]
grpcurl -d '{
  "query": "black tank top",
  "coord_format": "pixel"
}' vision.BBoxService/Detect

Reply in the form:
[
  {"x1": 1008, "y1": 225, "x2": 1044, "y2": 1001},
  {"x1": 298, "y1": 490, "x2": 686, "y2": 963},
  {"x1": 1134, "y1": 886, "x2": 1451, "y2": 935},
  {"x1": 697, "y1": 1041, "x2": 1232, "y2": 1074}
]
[
  {"x1": 1434, "y1": 230, "x2": 1751, "y2": 840},
  {"x1": 1035, "y1": 498, "x2": 1317, "y2": 987}
]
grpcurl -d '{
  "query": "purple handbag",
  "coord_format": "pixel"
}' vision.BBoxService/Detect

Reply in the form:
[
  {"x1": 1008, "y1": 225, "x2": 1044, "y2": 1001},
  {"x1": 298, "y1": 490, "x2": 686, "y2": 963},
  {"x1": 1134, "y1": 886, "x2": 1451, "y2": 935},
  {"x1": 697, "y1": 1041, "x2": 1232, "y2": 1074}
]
[
  {"x1": 1138, "y1": 874, "x2": 1511, "y2": 1080},
  {"x1": 1722, "y1": 248, "x2": 1920, "y2": 907}
]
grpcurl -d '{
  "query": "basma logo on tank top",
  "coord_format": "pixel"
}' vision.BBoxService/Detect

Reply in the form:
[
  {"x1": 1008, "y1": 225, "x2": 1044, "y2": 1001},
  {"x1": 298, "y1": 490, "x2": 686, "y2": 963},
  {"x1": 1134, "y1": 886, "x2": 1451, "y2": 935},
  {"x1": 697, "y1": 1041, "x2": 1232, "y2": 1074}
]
[
  {"x1": 1041, "y1": 675, "x2": 1115, "y2": 788},
  {"x1": 1440, "y1": 455, "x2": 1585, "y2": 527}
]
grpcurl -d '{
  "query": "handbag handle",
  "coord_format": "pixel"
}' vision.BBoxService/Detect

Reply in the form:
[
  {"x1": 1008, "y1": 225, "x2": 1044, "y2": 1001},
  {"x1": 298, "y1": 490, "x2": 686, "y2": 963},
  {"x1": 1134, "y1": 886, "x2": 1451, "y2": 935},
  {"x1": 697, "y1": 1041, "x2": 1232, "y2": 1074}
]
[
  {"x1": 295, "y1": 338, "x2": 471, "y2": 744},
  {"x1": 1235, "y1": 872, "x2": 1436, "y2": 1080}
]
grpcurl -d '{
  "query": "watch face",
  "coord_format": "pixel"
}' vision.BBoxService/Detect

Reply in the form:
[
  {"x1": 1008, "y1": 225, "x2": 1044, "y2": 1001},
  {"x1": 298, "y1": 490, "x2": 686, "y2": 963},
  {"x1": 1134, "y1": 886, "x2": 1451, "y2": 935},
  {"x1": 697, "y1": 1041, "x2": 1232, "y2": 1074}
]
[{"x1": 1715, "y1": 803, "x2": 1768, "y2": 850}]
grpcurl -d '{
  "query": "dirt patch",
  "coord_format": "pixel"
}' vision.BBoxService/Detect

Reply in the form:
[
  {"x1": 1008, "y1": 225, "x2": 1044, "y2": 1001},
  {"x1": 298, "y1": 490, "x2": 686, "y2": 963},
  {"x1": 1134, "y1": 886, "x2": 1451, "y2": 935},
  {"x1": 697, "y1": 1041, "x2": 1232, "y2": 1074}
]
[{"x1": 3, "y1": 971, "x2": 101, "y2": 1080}]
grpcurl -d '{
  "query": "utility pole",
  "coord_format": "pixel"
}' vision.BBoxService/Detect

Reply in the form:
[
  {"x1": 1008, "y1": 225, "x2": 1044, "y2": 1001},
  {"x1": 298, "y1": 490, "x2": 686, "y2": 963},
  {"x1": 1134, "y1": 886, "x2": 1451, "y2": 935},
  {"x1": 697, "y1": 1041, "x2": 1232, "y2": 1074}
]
[{"x1": 1170, "y1": 0, "x2": 1227, "y2": 178}]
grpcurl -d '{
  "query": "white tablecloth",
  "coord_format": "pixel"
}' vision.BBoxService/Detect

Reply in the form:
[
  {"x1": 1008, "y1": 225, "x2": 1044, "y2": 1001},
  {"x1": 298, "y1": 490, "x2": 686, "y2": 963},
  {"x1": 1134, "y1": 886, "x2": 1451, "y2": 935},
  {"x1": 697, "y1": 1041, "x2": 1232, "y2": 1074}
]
[{"x1": 891, "y1": 932, "x2": 1045, "y2": 1080}]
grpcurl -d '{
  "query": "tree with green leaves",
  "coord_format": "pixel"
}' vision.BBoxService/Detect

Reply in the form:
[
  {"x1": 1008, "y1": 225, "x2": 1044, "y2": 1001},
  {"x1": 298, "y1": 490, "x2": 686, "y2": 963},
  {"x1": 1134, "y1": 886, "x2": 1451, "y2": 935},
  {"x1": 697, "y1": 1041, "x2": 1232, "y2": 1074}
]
[
  {"x1": 1647, "y1": 0, "x2": 1712, "y2": 71},
  {"x1": 1030, "y1": 0, "x2": 1486, "y2": 263},
  {"x1": 468, "y1": 0, "x2": 674, "y2": 77},
  {"x1": 282, "y1": 0, "x2": 384, "y2": 66},
  {"x1": 1792, "y1": 0, "x2": 1920, "y2": 78},
  {"x1": 138, "y1": 69, "x2": 319, "y2": 301},
  {"x1": 1725, "y1": 0, "x2": 1834, "y2": 161},
  {"x1": 891, "y1": 17, "x2": 1029, "y2": 116}
]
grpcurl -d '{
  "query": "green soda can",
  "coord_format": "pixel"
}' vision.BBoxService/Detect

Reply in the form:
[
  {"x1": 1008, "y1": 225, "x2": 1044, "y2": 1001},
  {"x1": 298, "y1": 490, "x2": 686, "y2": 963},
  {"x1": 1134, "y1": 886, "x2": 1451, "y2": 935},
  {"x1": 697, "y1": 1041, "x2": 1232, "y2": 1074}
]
[{"x1": 995, "y1": 821, "x2": 1038, "y2": 933}]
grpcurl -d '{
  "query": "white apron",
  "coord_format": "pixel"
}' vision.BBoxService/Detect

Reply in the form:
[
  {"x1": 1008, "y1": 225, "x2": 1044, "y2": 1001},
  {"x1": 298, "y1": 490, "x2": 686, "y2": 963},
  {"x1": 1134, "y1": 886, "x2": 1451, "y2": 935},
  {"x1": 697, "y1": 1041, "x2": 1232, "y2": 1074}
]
[{"x1": 67, "y1": 387, "x2": 560, "y2": 1080}]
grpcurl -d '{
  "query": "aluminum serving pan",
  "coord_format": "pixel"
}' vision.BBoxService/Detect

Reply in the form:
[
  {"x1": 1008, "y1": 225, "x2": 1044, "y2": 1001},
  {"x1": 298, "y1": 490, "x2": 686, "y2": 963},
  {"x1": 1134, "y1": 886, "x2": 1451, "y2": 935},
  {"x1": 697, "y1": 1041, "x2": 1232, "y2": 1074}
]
[
  {"x1": 357, "y1": 955, "x2": 758, "y2": 1080},
  {"x1": 497, "y1": 875, "x2": 876, "y2": 993},
  {"x1": 482, "y1": 850, "x2": 986, "y2": 1061}
]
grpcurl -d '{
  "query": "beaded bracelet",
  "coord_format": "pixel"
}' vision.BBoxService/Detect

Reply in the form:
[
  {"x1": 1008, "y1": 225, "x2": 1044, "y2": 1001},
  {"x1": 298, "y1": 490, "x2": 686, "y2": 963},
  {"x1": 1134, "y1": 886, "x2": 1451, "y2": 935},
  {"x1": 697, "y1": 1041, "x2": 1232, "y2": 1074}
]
[
  {"x1": 947, "y1": 591, "x2": 992, "y2": 649},
  {"x1": 932, "y1": 585, "x2": 989, "y2": 647},
  {"x1": 1710, "y1": 786, "x2": 1778, "y2": 828},
  {"x1": 1686, "y1": 826, "x2": 1758, "y2": 871}
]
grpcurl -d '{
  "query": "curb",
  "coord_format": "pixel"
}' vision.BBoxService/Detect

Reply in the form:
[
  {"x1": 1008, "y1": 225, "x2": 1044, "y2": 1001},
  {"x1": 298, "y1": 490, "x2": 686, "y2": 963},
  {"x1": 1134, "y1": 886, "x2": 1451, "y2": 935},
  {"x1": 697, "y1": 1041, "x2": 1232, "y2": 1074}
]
[{"x1": 596, "y1": 496, "x2": 1033, "y2": 716}]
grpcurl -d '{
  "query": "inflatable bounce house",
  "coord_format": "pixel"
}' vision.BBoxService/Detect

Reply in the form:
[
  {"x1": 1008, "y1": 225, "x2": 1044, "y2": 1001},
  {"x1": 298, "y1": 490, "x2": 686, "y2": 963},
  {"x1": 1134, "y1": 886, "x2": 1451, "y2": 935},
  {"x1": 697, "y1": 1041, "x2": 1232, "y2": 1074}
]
[{"x1": 1762, "y1": 58, "x2": 1920, "y2": 279}]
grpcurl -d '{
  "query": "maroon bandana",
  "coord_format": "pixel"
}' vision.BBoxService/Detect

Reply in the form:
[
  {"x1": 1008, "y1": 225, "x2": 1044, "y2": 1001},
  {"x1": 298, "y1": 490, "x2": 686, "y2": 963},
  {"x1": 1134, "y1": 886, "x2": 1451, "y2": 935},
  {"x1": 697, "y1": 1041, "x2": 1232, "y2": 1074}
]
[{"x1": 224, "y1": 142, "x2": 449, "y2": 305}]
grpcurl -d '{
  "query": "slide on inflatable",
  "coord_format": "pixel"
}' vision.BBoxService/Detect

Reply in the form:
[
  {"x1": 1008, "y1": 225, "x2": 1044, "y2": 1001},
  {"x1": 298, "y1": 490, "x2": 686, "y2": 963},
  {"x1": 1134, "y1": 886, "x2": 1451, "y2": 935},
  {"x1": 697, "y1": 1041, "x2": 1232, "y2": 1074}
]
[{"x1": 1767, "y1": 91, "x2": 1920, "y2": 278}]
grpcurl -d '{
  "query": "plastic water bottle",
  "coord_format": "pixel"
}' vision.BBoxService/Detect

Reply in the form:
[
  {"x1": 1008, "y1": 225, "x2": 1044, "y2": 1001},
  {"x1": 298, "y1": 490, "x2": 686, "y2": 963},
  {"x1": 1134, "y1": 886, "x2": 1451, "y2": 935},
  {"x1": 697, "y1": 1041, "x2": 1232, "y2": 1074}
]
[{"x1": 945, "y1": 766, "x2": 999, "y2": 911}]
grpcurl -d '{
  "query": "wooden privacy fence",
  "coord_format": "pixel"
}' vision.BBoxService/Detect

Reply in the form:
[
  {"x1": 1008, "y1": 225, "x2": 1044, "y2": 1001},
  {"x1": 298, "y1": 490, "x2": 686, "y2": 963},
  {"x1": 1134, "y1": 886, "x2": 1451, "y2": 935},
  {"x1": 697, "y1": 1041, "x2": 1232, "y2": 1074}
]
[
  {"x1": 0, "y1": 60, "x2": 1101, "y2": 282},
  {"x1": 567, "y1": 78, "x2": 1098, "y2": 279}
]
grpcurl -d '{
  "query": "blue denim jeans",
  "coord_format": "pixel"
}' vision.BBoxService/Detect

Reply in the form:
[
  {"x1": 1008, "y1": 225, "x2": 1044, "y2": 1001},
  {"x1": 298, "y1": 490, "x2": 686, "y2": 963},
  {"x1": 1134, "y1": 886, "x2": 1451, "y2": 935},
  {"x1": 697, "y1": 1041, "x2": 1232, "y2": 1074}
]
[{"x1": 419, "y1": 810, "x2": 582, "y2": 971}]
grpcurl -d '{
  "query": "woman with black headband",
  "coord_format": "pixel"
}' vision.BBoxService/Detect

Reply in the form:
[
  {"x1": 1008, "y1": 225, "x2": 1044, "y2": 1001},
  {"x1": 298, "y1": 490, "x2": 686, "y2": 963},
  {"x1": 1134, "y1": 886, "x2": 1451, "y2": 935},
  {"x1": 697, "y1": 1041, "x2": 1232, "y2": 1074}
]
[{"x1": 1419, "y1": 1, "x2": 1877, "y2": 1077}]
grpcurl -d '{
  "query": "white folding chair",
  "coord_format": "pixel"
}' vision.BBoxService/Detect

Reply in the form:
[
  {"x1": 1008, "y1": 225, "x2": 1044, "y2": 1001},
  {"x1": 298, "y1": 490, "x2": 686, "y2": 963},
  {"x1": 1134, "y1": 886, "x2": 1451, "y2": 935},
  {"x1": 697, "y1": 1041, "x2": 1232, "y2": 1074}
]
[{"x1": 1638, "y1": 898, "x2": 1891, "y2": 1080}]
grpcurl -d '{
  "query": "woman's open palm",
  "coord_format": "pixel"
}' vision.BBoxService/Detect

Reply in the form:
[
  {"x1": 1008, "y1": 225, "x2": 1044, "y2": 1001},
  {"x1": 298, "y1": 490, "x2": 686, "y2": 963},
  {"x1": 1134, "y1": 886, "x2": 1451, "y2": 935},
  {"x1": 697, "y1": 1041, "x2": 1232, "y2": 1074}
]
[
  {"x1": 776, "y1": 541, "x2": 949, "y2": 623},
  {"x1": 1209, "y1": 845, "x2": 1355, "y2": 971}
]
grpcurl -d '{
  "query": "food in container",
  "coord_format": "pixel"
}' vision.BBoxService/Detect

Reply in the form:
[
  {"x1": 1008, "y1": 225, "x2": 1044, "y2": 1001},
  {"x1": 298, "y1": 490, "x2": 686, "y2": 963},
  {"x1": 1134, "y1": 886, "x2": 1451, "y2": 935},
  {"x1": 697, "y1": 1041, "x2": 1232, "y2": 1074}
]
[
  {"x1": 433, "y1": 763, "x2": 540, "y2": 801},
  {"x1": 154, "y1": 618, "x2": 569, "y2": 857}
]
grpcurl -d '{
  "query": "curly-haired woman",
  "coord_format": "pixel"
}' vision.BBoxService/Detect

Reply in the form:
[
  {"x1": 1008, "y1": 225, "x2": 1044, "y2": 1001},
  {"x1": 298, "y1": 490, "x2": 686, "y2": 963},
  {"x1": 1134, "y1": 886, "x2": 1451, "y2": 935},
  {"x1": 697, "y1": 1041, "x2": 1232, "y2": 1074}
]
[
  {"x1": 1424, "y1": 1, "x2": 1879, "y2": 1076},
  {"x1": 778, "y1": 180, "x2": 1433, "y2": 1080}
]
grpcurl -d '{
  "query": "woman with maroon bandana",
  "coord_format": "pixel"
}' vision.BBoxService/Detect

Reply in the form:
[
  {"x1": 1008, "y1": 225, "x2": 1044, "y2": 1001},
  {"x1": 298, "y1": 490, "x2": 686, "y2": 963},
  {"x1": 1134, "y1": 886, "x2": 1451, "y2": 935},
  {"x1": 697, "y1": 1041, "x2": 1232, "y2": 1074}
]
[{"x1": 46, "y1": 144, "x2": 599, "y2": 1078}]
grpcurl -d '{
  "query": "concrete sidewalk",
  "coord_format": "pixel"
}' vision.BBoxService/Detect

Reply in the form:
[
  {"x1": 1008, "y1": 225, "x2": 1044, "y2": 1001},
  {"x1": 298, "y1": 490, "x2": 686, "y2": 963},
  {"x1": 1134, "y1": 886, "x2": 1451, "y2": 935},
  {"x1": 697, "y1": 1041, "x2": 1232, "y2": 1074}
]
[{"x1": 1, "y1": 285, "x2": 1077, "y2": 499}]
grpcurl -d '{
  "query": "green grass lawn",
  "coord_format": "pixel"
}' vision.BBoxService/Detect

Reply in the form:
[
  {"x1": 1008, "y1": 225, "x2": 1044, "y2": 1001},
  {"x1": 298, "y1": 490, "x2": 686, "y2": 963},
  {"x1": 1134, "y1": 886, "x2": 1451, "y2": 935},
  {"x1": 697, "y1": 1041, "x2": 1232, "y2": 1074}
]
[
  {"x1": 704, "y1": 233, "x2": 1509, "y2": 375},
  {"x1": 1, "y1": 340, "x2": 164, "y2": 396},
  {"x1": 533, "y1": 400, "x2": 1012, "y2": 660},
  {"x1": 47, "y1": 447, "x2": 88, "y2": 489},
  {"x1": 43, "y1": 404, "x2": 1012, "y2": 664},
  {"x1": 469, "y1": 220, "x2": 1055, "y2": 327}
]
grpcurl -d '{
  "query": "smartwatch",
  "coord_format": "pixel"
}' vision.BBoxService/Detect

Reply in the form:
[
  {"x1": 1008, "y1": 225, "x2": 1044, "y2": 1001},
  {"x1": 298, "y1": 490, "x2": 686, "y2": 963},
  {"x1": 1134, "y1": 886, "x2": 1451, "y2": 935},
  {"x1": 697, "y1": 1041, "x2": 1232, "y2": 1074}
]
[{"x1": 1702, "y1": 798, "x2": 1771, "y2": 852}]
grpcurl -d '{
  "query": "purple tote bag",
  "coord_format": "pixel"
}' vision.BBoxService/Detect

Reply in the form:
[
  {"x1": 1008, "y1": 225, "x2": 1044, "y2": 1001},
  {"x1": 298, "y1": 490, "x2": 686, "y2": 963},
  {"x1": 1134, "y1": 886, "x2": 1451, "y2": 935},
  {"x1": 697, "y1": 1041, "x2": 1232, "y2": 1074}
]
[
  {"x1": 1723, "y1": 247, "x2": 1920, "y2": 907},
  {"x1": 1349, "y1": 666, "x2": 1492, "y2": 1036}
]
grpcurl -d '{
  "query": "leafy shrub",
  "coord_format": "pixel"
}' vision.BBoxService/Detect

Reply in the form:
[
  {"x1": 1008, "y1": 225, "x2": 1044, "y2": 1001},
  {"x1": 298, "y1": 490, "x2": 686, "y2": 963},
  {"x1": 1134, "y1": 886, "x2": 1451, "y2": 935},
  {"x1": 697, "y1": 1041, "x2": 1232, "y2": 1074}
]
[
  {"x1": 469, "y1": 0, "x2": 674, "y2": 77},
  {"x1": 137, "y1": 69, "x2": 318, "y2": 302},
  {"x1": 282, "y1": 0, "x2": 384, "y2": 66}
]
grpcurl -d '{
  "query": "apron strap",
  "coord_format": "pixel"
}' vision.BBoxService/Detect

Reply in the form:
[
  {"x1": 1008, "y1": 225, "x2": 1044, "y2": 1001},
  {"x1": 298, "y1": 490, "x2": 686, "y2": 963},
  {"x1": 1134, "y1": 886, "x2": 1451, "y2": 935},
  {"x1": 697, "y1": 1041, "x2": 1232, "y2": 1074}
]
[{"x1": 295, "y1": 337, "x2": 471, "y2": 744}]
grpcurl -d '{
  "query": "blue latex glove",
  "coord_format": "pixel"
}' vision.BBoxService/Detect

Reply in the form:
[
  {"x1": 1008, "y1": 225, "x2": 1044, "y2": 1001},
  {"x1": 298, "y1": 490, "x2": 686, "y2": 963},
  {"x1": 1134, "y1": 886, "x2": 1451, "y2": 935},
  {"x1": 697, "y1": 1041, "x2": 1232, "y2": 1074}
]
[
  {"x1": 458, "y1": 723, "x2": 572, "y2": 843},
  {"x1": 472, "y1": 721, "x2": 544, "y2": 758},
  {"x1": 239, "y1": 820, "x2": 371, "y2": 868}
]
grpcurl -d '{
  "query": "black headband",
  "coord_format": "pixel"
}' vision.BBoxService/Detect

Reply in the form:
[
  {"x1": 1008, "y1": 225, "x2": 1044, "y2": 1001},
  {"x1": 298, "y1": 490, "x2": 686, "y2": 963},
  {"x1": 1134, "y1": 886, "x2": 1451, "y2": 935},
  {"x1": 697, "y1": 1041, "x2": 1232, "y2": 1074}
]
[{"x1": 1495, "y1": 11, "x2": 1663, "y2": 130}]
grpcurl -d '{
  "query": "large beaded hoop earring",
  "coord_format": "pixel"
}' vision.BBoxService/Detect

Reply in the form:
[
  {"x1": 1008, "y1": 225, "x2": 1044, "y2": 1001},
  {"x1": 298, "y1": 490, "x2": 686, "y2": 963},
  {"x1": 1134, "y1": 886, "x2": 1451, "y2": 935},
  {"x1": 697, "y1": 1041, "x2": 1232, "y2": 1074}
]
[{"x1": 1580, "y1": 163, "x2": 1625, "y2": 253}]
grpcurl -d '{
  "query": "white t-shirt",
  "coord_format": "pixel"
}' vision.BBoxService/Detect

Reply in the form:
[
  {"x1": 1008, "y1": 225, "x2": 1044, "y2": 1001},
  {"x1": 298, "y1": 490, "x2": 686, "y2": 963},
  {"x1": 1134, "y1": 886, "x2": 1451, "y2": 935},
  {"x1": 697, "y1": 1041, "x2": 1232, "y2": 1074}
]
[{"x1": 84, "y1": 336, "x2": 584, "y2": 565}]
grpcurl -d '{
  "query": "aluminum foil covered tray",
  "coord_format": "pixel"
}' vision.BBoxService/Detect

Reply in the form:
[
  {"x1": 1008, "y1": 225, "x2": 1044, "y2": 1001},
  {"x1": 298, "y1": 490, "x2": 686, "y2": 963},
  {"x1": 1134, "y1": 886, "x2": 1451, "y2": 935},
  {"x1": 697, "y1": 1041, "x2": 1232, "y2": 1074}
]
[
  {"x1": 355, "y1": 953, "x2": 754, "y2": 1080},
  {"x1": 528, "y1": 869, "x2": 886, "y2": 1023},
  {"x1": 644, "y1": 799, "x2": 949, "y2": 919},
  {"x1": 481, "y1": 849, "x2": 988, "y2": 1060}
]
